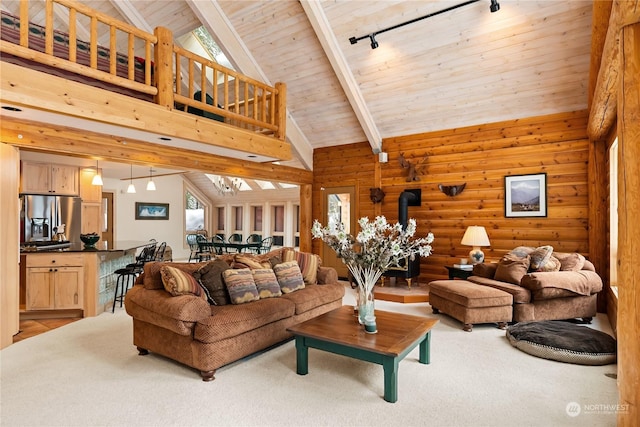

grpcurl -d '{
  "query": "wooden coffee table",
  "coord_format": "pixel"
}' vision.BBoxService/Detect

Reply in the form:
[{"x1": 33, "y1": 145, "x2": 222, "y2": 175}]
[{"x1": 287, "y1": 305, "x2": 438, "y2": 403}]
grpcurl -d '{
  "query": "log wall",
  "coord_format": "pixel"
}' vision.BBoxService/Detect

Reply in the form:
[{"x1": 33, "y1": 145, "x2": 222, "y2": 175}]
[
  {"x1": 312, "y1": 110, "x2": 592, "y2": 285},
  {"x1": 311, "y1": 142, "x2": 378, "y2": 256}
]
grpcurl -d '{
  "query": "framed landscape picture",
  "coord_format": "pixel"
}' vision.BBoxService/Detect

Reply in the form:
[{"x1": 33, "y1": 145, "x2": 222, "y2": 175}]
[
  {"x1": 504, "y1": 173, "x2": 547, "y2": 217},
  {"x1": 135, "y1": 202, "x2": 169, "y2": 220}
]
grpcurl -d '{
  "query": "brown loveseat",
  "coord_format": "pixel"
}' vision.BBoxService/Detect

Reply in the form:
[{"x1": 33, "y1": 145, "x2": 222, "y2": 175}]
[
  {"x1": 428, "y1": 247, "x2": 603, "y2": 331},
  {"x1": 125, "y1": 248, "x2": 345, "y2": 381},
  {"x1": 466, "y1": 248, "x2": 602, "y2": 322}
]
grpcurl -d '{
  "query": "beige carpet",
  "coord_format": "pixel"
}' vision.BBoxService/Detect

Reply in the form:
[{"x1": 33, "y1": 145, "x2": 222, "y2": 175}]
[{"x1": 0, "y1": 286, "x2": 618, "y2": 427}]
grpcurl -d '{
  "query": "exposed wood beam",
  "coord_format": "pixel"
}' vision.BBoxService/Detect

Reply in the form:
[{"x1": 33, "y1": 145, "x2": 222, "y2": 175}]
[
  {"x1": 588, "y1": 0, "x2": 640, "y2": 141},
  {"x1": 300, "y1": 0, "x2": 382, "y2": 154},
  {"x1": 588, "y1": 0, "x2": 613, "y2": 110},
  {"x1": 0, "y1": 62, "x2": 291, "y2": 161},
  {"x1": 617, "y1": 22, "x2": 640, "y2": 427},
  {"x1": 1, "y1": 117, "x2": 313, "y2": 185},
  {"x1": 185, "y1": 0, "x2": 314, "y2": 170}
]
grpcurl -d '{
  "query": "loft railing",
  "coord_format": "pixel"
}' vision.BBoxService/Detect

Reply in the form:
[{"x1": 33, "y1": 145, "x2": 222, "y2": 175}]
[{"x1": 0, "y1": 0, "x2": 286, "y2": 141}]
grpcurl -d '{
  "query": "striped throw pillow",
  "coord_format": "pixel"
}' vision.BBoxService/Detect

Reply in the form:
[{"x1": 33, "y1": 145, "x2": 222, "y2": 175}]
[
  {"x1": 160, "y1": 265, "x2": 203, "y2": 297},
  {"x1": 282, "y1": 248, "x2": 321, "y2": 285},
  {"x1": 222, "y1": 268, "x2": 260, "y2": 304},
  {"x1": 273, "y1": 261, "x2": 305, "y2": 293}
]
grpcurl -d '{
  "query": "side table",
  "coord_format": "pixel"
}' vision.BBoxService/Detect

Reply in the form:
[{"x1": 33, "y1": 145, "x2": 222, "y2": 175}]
[{"x1": 445, "y1": 266, "x2": 473, "y2": 280}]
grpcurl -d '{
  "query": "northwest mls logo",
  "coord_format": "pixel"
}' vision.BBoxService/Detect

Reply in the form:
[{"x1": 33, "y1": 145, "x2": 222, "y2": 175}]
[
  {"x1": 566, "y1": 401, "x2": 629, "y2": 417},
  {"x1": 566, "y1": 402, "x2": 581, "y2": 417}
]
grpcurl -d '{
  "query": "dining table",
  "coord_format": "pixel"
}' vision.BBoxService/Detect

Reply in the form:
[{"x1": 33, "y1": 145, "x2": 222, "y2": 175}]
[{"x1": 198, "y1": 239, "x2": 261, "y2": 255}]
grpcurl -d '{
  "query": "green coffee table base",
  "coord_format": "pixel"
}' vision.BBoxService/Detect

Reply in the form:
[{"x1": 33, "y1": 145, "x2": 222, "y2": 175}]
[{"x1": 293, "y1": 330, "x2": 431, "y2": 403}]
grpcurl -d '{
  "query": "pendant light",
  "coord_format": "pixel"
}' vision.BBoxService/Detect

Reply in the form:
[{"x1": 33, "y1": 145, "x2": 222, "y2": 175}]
[
  {"x1": 91, "y1": 160, "x2": 103, "y2": 186},
  {"x1": 127, "y1": 164, "x2": 136, "y2": 193},
  {"x1": 146, "y1": 167, "x2": 156, "y2": 191}
]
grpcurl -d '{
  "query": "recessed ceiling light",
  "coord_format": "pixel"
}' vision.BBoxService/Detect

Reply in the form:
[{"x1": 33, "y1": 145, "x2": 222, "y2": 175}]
[
  {"x1": 248, "y1": 155, "x2": 257, "y2": 158},
  {"x1": 2, "y1": 106, "x2": 22, "y2": 112},
  {"x1": 159, "y1": 137, "x2": 172, "y2": 141}
]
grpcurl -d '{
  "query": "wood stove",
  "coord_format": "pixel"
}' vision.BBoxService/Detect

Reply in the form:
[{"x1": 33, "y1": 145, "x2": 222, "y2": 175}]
[{"x1": 382, "y1": 190, "x2": 421, "y2": 288}]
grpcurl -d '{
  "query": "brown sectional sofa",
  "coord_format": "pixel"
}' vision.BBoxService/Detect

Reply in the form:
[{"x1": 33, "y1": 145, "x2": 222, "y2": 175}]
[
  {"x1": 125, "y1": 249, "x2": 345, "y2": 381},
  {"x1": 429, "y1": 248, "x2": 603, "y2": 330}
]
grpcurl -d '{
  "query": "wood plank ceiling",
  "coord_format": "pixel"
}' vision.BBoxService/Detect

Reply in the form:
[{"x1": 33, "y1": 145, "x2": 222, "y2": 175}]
[{"x1": 1, "y1": 0, "x2": 593, "y2": 176}]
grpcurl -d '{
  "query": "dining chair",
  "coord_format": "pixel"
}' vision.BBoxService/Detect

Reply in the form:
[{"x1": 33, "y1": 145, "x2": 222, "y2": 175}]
[
  {"x1": 228, "y1": 233, "x2": 243, "y2": 244},
  {"x1": 259, "y1": 236, "x2": 273, "y2": 254},
  {"x1": 246, "y1": 234, "x2": 262, "y2": 253},
  {"x1": 246, "y1": 234, "x2": 262, "y2": 244},
  {"x1": 211, "y1": 234, "x2": 225, "y2": 255},
  {"x1": 153, "y1": 241, "x2": 167, "y2": 261},
  {"x1": 186, "y1": 234, "x2": 200, "y2": 262},
  {"x1": 196, "y1": 234, "x2": 212, "y2": 261}
]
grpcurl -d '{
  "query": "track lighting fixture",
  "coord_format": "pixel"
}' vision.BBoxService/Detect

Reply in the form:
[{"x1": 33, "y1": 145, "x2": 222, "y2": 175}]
[
  {"x1": 349, "y1": 0, "x2": 499, "y2": 50},
  {"x1": 369, "y1": 34, "x2": 378, "y2": 49}
]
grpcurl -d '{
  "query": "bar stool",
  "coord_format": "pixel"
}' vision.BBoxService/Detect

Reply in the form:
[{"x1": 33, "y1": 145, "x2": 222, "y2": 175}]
[{"x1": 112, "y1": 267, "x2": 137, "y2": 312}]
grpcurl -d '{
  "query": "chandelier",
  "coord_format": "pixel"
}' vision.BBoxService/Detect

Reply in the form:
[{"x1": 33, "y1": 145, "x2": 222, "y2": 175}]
[{"x1": 211, "y1": 175, "x2": 242, "y2": 196}]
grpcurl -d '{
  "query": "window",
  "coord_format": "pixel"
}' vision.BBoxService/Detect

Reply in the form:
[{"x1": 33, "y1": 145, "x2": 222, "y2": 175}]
[
  {"x1": 217, "y1": 207, "x2": 225, "y2": 231},
  {"x1": 273, "y1": 205, "x2": 284, "y2": 232},
  {"x1": 252, "y1": 206, "x2": 263, "y2": 232},
  {"x1": 233, "y1": 206, "x2": 243, "y2": 231},
  {"x1": 185, "y1": 191, "x2": 205, "y2": 232},
  {"x1": 272, "y1": 205, "x2": 285, "y2": 247},
  {"x1": 609, "y1": 138, "x2": 618, "y2": 293}
]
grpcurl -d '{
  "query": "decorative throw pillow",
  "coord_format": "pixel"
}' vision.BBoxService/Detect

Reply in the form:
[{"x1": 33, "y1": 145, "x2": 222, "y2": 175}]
[
  {"x1": 222, "y1": 269, "x2": 260, "y2": 304},
  {"x1": 273, "y1": 261, "x2": 305, "y2": 293},
  {"x1": 528, "y1": 245, "x2": 554, "y2": 271},
  {"x1": 494, "y1": 254, "x2": 531, "y2": 285},
  {"x1": 509, "y1": 246, "x2": 534, "y2": 258},
  {"x1": 233, "y1": 254, "x2": 266, "y2": 270},
  {"x1": 252, "y1": 268, "x2": 282, "y2": 299},
  {"x1": 555, "y1": 252, "x2": 586, "y2": 271},
  {"x1": 160, "y1": 265, "x2": 203, "y2": 297},
  {"x1": 536, "y1": 255, "x2": 561, "y2": 272},
  {"x1": 282, "y1": 248, "x2": 321, "y2": 285},
  {"x1": 267, "y1": 255, "x2": 283, "y2": 269},
  {"x1": 192, "y1": 259, "x2": 231, "y2": 305}
]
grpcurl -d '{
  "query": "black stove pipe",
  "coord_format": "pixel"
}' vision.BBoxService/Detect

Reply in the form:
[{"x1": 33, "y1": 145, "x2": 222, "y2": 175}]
[{"x1": 398, "y1": 191, "x2": 416, "y2": 229}]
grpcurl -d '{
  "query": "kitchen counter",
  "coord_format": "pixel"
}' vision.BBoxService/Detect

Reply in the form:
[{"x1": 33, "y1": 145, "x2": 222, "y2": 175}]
[
  {"x1": 20, "y1": 240, "x2": 155, "y2": 317},
  {"x1": 21, "y1": 240, "x2": 153, "y2": 254}
]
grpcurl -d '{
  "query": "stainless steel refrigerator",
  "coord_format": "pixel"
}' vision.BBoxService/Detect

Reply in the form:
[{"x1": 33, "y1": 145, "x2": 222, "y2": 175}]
[{"x1": 20, "y1": 194, "x2": 82, "y2": 243}]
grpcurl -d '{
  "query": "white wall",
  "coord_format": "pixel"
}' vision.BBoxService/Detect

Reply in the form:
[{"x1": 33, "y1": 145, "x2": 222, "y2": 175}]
[
  {"x1": 103, "y1": 174, "x2": 191, "y2": 261},
  {"x1": 105, "y1": 176, "x2": 302, "y2": 261}
]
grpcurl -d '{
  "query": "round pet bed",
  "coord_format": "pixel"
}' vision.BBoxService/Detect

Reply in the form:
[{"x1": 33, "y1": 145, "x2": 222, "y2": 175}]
[{"x1": 506, "y1": 321, "x2": 617, "y2": 365}]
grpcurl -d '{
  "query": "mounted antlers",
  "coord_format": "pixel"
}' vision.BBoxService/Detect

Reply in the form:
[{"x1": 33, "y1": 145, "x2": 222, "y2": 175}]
[{"x1": 398, "y1": 153, "x2": 427, "y2": 182}]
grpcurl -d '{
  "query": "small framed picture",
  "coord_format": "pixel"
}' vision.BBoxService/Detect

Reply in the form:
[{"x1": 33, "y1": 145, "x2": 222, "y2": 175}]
[
  {"x1": 504, "y1": 173, "x2": 547, "y2": 217},
  {"x1": 135, "y1": 202, "x2": 169, "y2": 220}
]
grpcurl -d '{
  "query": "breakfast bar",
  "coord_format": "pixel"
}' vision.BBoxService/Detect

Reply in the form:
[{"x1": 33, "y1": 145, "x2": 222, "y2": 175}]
[{"x1": 19, "y1": 240, "x2": 152, "y2": 318}]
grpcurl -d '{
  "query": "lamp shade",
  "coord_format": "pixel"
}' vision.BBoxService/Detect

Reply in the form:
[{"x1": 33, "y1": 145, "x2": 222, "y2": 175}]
[{"x1": 461, "y1": 226, "x2": 490, "y2": 247}]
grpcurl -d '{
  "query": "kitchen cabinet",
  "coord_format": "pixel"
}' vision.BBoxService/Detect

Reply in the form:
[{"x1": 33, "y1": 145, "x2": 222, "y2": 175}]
[
  {"x1": 20, "y1": 161, "x2": 79, "y2": 195},
  {"x1": 81, "y1": 203, "x2": 102, "y2": 235},
  {"x1": 24, "y1": 254, "x2": 84, "y2": 311},
  {"x1": 79, "y1": 167, "x2": 102, "y2": 203}
]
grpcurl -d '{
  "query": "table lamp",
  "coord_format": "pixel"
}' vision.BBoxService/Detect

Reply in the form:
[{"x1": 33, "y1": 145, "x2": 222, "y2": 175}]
[{"x1": 461, "y1": 226, "x2": 490, "y2": 264}]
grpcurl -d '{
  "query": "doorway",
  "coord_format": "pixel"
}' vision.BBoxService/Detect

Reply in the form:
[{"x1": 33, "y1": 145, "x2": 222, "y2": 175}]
[
  {"x1": 101, "y1": 192, "x2": 114, "y2": 245},
  {"x1": 321, "y1": 186, "x2": 356, "y2": 279}
]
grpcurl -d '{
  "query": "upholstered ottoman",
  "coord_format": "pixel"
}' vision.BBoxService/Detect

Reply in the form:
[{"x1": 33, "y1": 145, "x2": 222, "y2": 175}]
[{"x1": 429, "y1": 280, "x2": 513, "y2": 332}]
